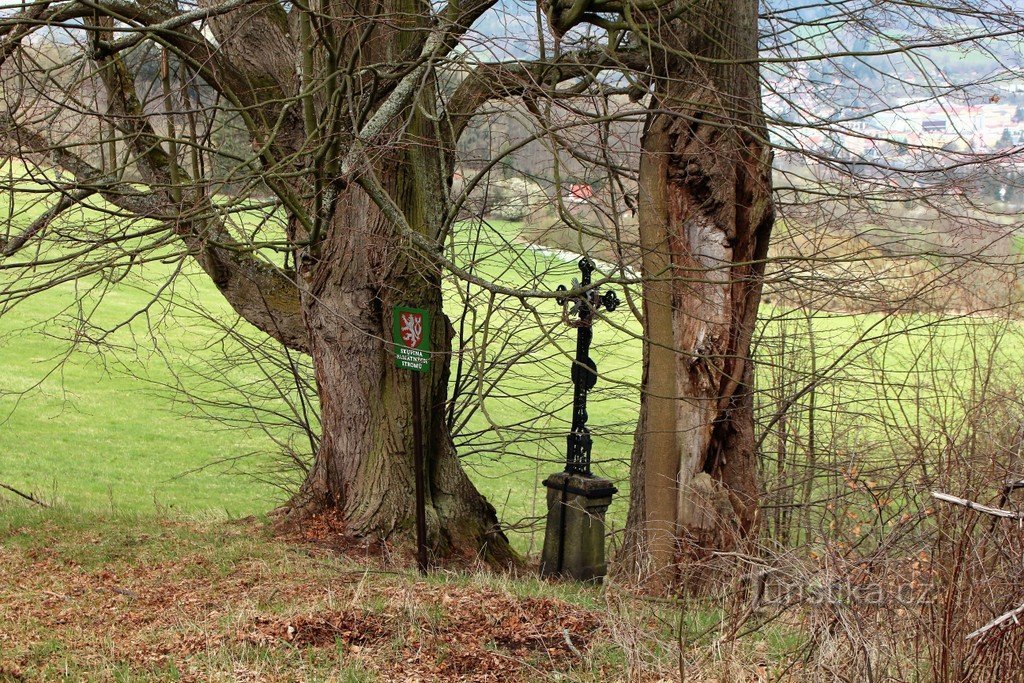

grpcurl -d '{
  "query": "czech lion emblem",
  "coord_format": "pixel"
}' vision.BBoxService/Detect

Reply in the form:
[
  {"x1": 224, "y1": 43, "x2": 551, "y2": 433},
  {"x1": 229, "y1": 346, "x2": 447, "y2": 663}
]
[{"x1": 400, "y1": 312, "x2": 423, "y2": 348}]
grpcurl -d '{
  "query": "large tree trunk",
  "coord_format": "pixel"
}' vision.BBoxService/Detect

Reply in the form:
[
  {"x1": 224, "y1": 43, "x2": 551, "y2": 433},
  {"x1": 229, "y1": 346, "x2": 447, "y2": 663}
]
[
  {"x1": 276, "y1": 1, "x2": 513, "y2": 565},
  {"x1": 621, "y1": 0, "x2": 775, "y2": 590},
  {"x1": 286, "y1": 171, "x2": 512, "y2": 563}
]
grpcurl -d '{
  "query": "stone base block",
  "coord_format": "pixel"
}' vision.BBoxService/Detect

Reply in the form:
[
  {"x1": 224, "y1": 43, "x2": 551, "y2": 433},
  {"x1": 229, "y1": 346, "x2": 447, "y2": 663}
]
[{"x1": 540, "y1": 472, "x2": 617, "y2": 582}]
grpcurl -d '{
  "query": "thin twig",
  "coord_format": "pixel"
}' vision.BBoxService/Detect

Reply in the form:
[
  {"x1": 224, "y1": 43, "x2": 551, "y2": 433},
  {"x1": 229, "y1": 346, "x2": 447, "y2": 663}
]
[{"x1": 561, "y1": 628, "x2": 582, "y2": 658}]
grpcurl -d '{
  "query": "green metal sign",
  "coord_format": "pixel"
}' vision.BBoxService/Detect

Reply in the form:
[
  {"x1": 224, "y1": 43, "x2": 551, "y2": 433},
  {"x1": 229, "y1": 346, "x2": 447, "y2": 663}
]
[{"x1": 392, "y1": 306, "x2": 430, "y2": 373}]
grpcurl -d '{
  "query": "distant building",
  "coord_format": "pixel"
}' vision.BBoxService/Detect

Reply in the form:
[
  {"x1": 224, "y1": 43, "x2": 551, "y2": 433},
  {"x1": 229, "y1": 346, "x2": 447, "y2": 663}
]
[
  {"x1": 566, "y1": 183, "x2": 594, "y2": 203},
  {"x1": 922, "y1": 119, "x2": 948, "y2": 133}
]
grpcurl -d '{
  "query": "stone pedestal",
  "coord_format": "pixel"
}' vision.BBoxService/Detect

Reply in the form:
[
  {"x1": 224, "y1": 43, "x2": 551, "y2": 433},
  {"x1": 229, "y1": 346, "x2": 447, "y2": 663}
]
[{"x1": 540, "y1": 472, "x2": 617, "y2": 582}]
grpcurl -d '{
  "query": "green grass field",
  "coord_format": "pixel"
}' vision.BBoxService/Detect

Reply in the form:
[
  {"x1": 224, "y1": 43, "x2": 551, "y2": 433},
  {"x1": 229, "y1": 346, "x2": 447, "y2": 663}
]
[
  {"x1": 3, "y1": 199, "x2": 1023, "y2": 554},
  {"x1": 0, "y1": 209, "x2": 645, "y2": 552}
]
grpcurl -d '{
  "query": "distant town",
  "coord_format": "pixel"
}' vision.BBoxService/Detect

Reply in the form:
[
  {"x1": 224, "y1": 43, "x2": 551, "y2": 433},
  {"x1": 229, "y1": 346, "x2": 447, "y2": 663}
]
[{"x1": 768, "y1": 68, "x2": 1024, "y2": 164}]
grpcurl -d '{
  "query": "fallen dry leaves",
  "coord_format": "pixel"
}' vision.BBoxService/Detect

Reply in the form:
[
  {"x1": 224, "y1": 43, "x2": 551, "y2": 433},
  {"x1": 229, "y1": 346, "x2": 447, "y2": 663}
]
[{"x1": 0, "y1": 518, "x2": 607, "y2": 682}]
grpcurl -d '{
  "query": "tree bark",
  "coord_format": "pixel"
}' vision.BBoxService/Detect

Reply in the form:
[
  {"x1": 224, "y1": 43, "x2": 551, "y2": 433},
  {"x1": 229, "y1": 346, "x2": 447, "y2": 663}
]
[
  {"x1": 284, "y1": 161, "x2": 512, "y2": 563},
  {"x1": 271, "y1": 2, "x2": 513, "y2": 564},
  {"x1": 621, "y1": 0, "x2": 775, "y2": 590}
]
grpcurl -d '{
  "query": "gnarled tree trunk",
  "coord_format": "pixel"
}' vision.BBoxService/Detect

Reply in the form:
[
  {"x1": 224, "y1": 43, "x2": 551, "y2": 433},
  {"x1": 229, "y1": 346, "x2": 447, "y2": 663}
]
[
  {"x1": 270, "y1": 0, "x2": 513, "y2": 564},
  {"x1": 287, "y1": 160, "x2": 511, "y2": 562},
  {"x1": 622, "y1": 0, "x2": 775, "y2": 590}
]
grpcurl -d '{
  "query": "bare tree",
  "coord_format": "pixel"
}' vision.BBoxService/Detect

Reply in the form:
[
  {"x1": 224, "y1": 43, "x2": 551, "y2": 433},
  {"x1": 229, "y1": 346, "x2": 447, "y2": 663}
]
[
  {"x1": 0, "y1": 0, "x2": 628, "y2": 562},
  {"x1": 5, "y1": 0, "x2": 1024, "y2": 611}
]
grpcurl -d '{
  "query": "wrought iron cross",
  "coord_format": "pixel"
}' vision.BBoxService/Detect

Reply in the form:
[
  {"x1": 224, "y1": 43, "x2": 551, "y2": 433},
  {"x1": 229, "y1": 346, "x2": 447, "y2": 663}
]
[{"x1": 556, "y1": 258, "x2": 619, "y2": 476}]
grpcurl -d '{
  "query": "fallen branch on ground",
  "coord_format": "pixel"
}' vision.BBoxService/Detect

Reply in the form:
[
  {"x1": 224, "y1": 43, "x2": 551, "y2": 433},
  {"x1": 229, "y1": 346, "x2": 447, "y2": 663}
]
[{"x1": 0, "y1": 482, "x2": 49, "y2": 507}]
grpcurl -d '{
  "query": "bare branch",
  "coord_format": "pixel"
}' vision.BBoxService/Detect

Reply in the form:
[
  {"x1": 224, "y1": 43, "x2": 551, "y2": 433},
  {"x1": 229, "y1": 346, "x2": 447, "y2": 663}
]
[
  {"x1": 0, "y1": 482, "x2": 49, "y2": 507},
  {"x1": 1, "y1": 188, "x2": 95, "y2": 257},
  {"x1": 931, "y1": 491, "x2": 1024, "y2": 519},
  {"x1": 967, "y1": 603, "x2": 1024, "y2": 640}
]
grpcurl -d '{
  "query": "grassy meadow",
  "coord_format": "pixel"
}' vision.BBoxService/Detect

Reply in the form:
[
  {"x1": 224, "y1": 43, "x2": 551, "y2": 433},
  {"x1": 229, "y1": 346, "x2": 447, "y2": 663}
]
[
  {"x1": 3, "y1": 187, "x2": 1024, "y2": 554},
  {"x1": 0, "y1": 210, "x2": 646, "y2": 551},
  {"x1": 4, "y1": 189, "x2": 1024, "y2": 681}
]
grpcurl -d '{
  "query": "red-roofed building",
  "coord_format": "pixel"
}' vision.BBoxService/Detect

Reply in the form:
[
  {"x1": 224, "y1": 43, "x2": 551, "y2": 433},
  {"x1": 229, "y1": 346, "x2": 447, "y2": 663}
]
[{"x1": 567, "y1": 183, "x2": 594, "y2": 203}]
